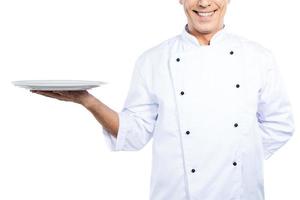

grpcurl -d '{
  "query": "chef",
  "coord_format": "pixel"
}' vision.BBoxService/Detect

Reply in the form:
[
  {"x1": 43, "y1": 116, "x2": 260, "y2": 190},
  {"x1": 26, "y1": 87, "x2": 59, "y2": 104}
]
[{"x1": 31, "y1": 0, "x2": 295, "y2": 199}]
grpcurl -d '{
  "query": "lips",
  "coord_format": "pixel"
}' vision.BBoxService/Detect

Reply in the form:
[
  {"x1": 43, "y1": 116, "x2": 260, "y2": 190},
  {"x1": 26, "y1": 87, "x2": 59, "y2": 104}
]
[{"x1": 193, "y1": 9, "x2": 217, "y2": 17}]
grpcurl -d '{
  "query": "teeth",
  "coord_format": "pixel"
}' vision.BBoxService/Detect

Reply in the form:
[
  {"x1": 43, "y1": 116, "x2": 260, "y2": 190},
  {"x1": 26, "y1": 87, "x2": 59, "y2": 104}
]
[{"x1": 197, "y1": 11, "x2": 214, "y2": 17}]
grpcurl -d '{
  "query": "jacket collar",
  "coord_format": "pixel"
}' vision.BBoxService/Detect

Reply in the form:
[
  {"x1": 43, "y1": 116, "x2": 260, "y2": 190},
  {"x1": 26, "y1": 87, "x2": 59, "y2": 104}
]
[{"x1": 181, "y1": 24, "x2": 227, "y2": 47}]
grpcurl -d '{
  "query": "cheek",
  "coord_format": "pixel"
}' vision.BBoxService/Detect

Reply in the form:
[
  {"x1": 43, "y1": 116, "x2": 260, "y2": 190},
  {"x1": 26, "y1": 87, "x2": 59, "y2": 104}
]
[
  {"x1": 215, "y1": 0, "x2": 227, "y2": 9},
  {"x1": 185, "y1": 7, "x2": 194, "y2": 18},
  {"x1": 220, "y1": 7, "x2": 227, "y2": 18},
  {"x1": 215, "y1": 4, "x2": 227, "y2": 18}
]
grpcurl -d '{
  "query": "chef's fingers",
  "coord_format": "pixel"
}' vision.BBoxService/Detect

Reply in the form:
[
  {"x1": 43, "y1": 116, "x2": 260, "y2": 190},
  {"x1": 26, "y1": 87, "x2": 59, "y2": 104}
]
[
  {"x1": 31, "y1": 90, "x2": 65, "y2": 97},
  {"x1": 51, "y1": 90, "x2": 89, "y2": 101},
  {"x1": 51, "y1": 91, "x2": 77, "y2": 100},
  {"x1": 52, "y1": 90, "x2": 67, "y2": 94},
  {"x1": 31, "y1": 91, "x2": 63, "y2": 99},
  {"x1": 52, "y1": 91, "x2": 67, "y2": 96},
  {"x1": 54, "y1": 90, "x2": 86, "y2": 96},
  {"x1": 31, "y1": 90, "x2": 71, "y2": 102}
]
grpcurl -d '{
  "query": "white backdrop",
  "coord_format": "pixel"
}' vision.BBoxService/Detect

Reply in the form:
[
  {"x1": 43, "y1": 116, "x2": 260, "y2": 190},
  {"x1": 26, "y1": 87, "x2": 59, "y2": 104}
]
[{"x1": 0, "y1": 0, "x2": 299, "y2": 199}]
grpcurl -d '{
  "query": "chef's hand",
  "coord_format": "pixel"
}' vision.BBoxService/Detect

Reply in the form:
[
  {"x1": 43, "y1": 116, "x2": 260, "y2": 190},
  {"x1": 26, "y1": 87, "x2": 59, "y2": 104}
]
[
  {"x1": 30, "y1": 90, "x2": 119, "y2": 137},
  {"x1": 30, "y1": 90, "x2": 92, "y2": 105}
]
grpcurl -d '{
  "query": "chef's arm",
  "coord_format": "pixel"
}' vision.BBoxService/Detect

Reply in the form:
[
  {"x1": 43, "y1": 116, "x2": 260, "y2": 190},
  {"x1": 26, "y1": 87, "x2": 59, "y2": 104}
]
[
  {"x1": 30, "y1": 89, "x2": 119, "y2": 139},
  {"x1": 31, "y1": 55, "x2": 155, "y2": 152},
  {"x1": 97, "y1": 54, "x2": 157, "y2": 151},
  {"x1": 81, "y1": 94, "x2": 119, "y2": 138},
  {"x1": 30, "y1": 89, "x2": 119, "y2": 138},
  {"x1": 256, "y1": 53, "x2": 295, "y2": 160},
  {"x1": 80, "y1": 85, "x2": 157, "y2": 152}
]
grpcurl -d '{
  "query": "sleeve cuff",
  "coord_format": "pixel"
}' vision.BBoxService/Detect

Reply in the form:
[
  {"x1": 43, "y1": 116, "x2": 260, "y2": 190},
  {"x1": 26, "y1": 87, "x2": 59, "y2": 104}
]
[{"x1": 102, "y1": 111, "x2": 129, "y2": 151}]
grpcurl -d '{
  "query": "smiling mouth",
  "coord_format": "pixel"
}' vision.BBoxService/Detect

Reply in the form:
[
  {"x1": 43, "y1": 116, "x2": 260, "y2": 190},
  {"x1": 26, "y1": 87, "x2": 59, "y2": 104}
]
[{"x1": 193, "y1": 9, "x2": 217, "y2": 17}]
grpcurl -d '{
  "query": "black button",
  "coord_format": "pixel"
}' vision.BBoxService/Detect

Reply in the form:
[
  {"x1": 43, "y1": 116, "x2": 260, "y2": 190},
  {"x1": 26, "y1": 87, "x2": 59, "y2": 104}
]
[
  {"x1": 186, "y1": 131, "x2": 190, "y2": 135},
  {"x1": 236, "y1": 84, "x2": 240, "y2": 88},
  {"x1": 176, "y1": 58, "x2": 180, "y2": 62},
  {"x1": 233, "y1": 162, "x2": 237, "y2": 166},
  {"x1": 234, "y1": 123, "x2": 239, "y2": 127},
  {"x1": 230, "y1": 51, "x2": 234, "y2": 55},
  {"x1": 180, "y1": 91, "x2": 185, "y2": 95},
  {"x1": 191, "y1": 169, "x2": 196, "y2": 173}
]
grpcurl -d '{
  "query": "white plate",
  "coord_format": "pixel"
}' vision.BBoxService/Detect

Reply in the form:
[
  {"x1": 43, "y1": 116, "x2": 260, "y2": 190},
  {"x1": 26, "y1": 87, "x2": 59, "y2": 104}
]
[{"x1": 12, "y1": 80, "x2": 107, "y2": 91}]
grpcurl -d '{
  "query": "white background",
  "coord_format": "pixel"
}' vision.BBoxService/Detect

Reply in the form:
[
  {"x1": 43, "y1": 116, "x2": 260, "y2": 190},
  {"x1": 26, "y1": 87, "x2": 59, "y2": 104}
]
[{"x1": 0, "y1": 0, "x2": 299, "y2": 199}]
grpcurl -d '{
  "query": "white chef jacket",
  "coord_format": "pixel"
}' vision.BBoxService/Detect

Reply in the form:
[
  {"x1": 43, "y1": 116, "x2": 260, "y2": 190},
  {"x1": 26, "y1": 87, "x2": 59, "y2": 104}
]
[{"x1": 102, "y1": 24, "x2": 295, "y2": 200}]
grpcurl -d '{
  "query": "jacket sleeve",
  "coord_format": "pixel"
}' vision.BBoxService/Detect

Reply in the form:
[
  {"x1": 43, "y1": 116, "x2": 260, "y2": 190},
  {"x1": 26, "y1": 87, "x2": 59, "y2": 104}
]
[
  {"x1": 102, "y1": 54, "x2": 158, "y2": 151},
  {"x1": 256, "y1": 51, "x2": 295, "y2": 160}
]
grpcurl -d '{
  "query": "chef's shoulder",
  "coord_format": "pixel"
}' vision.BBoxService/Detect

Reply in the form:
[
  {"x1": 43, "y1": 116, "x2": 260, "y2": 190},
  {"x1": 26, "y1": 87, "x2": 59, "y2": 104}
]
[
  {"x1": 135, "y1": 36, "x2": 177, "y2": 63},
  {"x1": 133, "y1": 35, "x2": 178, "y2": 72},
  {"x1": 229, "y1": 33, "x2": 275, "y2": 68}
]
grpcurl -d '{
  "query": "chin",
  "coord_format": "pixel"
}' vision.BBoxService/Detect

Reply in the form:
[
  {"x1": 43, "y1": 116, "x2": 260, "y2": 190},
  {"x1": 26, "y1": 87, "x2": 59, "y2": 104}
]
[
  {"x1": 196, "y1": 28, "x2": 213, "y2": 34},
  {"x1": 194, "y1": 25, "x2": 216, "y2": 34}
]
